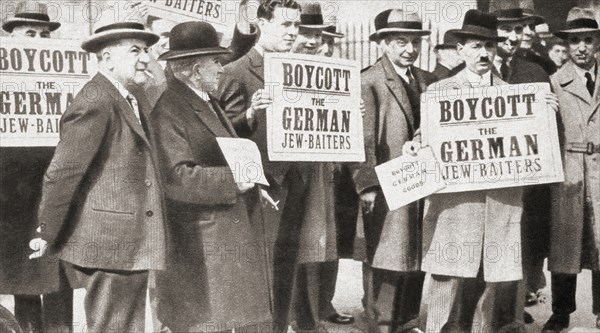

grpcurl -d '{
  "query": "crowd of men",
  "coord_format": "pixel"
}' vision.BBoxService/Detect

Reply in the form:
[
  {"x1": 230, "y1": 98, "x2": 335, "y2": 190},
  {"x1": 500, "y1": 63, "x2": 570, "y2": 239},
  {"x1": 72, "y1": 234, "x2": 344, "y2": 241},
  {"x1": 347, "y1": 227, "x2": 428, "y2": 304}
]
[{"x1": 0, "y1": 0, "x2": 599, "y2": 333}]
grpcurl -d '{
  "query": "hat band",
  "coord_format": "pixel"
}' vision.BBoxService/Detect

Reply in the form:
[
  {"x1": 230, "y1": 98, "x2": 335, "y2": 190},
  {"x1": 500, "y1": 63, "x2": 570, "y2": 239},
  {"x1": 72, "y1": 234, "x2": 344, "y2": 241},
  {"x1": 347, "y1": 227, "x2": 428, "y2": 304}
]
[
  {"x1": 495, "y1": 8, "x2": 524, "y2": 20},
  {"x1": 14, "y1": 12, "x2": 50, "y2": 22},
  {"x1": 386, "y1": 21, "x2": 423, "y2": 30},
  {"x1": 458, "y1": 24, "x2": 499, "y2": 38},
  {"x1": 96, "y1": 22, "x2": 145, "y2": 34},
  {"x1": 300, "y1": 14, "x2": 324, "y2": 26},
  {"x1": 565, "y1": 18, "x2": 599, "y2": 30}
]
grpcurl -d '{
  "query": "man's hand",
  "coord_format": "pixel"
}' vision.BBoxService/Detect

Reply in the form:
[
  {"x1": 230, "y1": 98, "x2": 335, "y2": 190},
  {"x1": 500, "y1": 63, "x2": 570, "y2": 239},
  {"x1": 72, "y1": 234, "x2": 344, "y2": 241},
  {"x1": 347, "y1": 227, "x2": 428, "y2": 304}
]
[
  {"x1": 402, "y1": 141, "x2": 421, "y2": 156},
  {"x1": 236, "y1": 182, "x2": 255, "y2": 194},
  {"x1": 360, "y1": 191, "x2": 377, "y2": 214},
  {"x1": 246, "y1": 89, "x2": 272, "y2": 125},
  {"x1": 543, "y1": 92, "x2": 559, "y2": 113},
  {"x1": 29, "y1": 237, "x2": 48, "y2": 259}
]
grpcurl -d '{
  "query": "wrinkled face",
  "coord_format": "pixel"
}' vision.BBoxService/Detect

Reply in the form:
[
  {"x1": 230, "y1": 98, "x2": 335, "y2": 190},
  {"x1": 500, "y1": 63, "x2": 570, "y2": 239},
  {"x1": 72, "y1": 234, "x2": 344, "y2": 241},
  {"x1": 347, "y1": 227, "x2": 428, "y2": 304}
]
[
  {"x1": 548, "y1": 44, "x2": 569, "y2": 67},
  {"x1": 458, "y1": 38, "x2": 497, "y2": 75},
  {"x1": 148, "y1": 18, "x2": 177, "y2": 58},
  {"x1": 384, "y1": 33, "x2": 422, "y2": 67},
  {"x1": 102, "y1": 39, "x2": 152, "y2": 87},
  {"x1": 497, "y1": 21, "x2": 525, "y2": 57},
  {"x1": 258, "y1": 7, "x2": 301, "y2": 53},
  {"x1": 194, "y1": 56, "x2": 224, "y2": 93},
  {"x1": 11, "y1": 24, "x2": 51, "y2": 38},
  {"x1": 318, "y1": 37, "x2": 335, "y2": 57},
  {"x1": 567, "y1": 32, "x2": 600, "y2": 69},
  {"x1": 292, "y1": 27, "x2": 323, "y2": 55}
]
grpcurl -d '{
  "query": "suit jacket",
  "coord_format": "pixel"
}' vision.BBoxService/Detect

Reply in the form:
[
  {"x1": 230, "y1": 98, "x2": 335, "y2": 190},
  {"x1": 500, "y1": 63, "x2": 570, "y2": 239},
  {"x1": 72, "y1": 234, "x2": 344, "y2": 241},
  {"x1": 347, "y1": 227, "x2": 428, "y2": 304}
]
[
  {"x1": 548, "y1": 59, "x2": 600, "y2": 274},
  {"x1": 433, "y1": 63, "x2": 452, "y2": 81},
  {"x1": 354, "y1": 55, "x2": 437, "y2": 272},
  {"x1": 421, "y1": 69, "x2": 523, "y2": 282},
  {"x1": 151, "y1": 77, "x2": 271, "y2": 331},
  {"x1": 37, "y1": 73, "x2": 167, "y2": 271}
]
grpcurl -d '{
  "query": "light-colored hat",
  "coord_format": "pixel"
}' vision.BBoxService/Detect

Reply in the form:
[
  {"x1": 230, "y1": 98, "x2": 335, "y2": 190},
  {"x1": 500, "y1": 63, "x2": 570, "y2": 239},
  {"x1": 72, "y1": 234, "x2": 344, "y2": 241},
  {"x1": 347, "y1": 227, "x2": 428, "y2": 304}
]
[
  {"x1": 2, "y1": 1, "x2": 61, "y2": 33},
  {"x1": 554, "y1": 7, "x2": 600, "y2": 39},
  {"x1": 81, "y1": 22, "x2": 159, "y2": 53},
  {"x1": 369, "y1": 9, "x2": 430, "y2": 42}
]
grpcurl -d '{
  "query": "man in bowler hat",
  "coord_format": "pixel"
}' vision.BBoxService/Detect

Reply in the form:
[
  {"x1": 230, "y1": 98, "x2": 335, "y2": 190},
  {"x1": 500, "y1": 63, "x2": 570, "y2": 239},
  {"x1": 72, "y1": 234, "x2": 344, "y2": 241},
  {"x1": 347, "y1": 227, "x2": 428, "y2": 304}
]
[
  {"x1": 31, "y1": 21, "x2": 167, "y2": 332},
  {"x1": 432, "y1": 29, "x2": 464, "y2": 80}
]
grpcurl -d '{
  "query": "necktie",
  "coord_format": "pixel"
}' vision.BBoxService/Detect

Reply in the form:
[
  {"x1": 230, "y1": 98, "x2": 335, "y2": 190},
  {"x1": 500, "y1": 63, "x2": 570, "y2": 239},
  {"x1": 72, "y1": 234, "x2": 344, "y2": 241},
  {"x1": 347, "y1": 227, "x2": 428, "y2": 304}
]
[
  {"x1": 585, "y1": 72, "x2": 595, "y2": 97},
  {"x1": 406, "y1": 69, "x2": 421, "y2": 94},
  {"x1": 126, "y1": 94, "x2": 141, "y2": 124},
  {"x1": 406, "y1": 68, "x2": 421, "y2": 129},
  {"x1": 500, "y1": 60, "x2": 510, "y2": 81}
]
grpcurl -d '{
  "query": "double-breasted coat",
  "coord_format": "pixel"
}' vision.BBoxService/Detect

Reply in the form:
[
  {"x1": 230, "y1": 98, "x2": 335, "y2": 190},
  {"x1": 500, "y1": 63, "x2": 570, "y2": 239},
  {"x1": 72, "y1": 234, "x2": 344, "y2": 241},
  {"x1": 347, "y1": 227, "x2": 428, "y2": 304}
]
[
  {"x1": 151, "y1": 77, "x2": 271, "y2": 331},
  {"x1": 354, "y1": 55, "x2": 437, "y2": 272},
  {"x1": 37, "y1": 73, "x2": 167, "y2": 271},
  {"x1": 420, "y1": 69, "x2": 523, "y2": 282},
  {"x1": 548, "y1": 59, "x2": 600, "y2": 274}
]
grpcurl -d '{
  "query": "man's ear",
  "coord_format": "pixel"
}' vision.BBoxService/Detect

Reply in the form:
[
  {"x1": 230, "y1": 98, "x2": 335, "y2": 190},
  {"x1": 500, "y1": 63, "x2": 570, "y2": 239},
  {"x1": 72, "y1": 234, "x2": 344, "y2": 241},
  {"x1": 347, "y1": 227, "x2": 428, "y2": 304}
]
[{"x1": 101, "y1": 50, "x2": 114, "y2": 69}]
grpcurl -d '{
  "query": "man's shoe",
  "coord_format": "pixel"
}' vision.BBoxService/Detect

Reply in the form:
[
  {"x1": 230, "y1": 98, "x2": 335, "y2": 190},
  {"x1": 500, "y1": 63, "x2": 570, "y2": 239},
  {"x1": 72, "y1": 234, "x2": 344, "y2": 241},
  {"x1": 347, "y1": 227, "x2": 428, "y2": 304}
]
[
  {"x1": 326, "y1": 313, "x2": 354, "y2": 325},
  {"x1": 542, "y1": 314, "x2": 570, "y2": 333}
]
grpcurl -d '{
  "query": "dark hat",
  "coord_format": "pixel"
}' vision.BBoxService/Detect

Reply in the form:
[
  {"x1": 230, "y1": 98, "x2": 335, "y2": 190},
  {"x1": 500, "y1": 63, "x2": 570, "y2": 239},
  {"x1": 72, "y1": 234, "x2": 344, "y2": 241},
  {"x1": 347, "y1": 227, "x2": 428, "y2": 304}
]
[
  {"x1": 554, "y1": 7, "x2": 600, "y2": 39},
  {"x1": 158, "y1": 22, "x2": 231, "y2": 61},
  {"x1": 299, "y1": 2, "x2": 332, "y2": 29},
  {"x1": 323, "y1": 25, "x2": 344, "y2": 39},
  {"x1": 369, "y1": 9, "x2": 431, "y2": 42},
  {"x1": 453, "y1": 9, "x2": 507, "y2": 42},
  {"x1": 494, "y1": 8, "x2": 545, "y2": 26},
  {"x1": 434, "y1": 29, "x2": 460, "y2": 50},
  {"x1": 81, "y1": 22, "x2": 159, "y2": 53},
  {"x1": 2, "y1": 1, "x2": 61, "y2": 33}
]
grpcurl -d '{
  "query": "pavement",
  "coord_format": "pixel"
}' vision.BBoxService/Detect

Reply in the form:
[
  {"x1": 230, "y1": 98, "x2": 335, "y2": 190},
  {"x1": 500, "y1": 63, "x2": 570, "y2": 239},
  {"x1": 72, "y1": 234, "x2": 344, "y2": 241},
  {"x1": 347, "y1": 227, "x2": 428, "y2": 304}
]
[{"x1": 1, "y1": 259, "x2": 600, "y2": 332}]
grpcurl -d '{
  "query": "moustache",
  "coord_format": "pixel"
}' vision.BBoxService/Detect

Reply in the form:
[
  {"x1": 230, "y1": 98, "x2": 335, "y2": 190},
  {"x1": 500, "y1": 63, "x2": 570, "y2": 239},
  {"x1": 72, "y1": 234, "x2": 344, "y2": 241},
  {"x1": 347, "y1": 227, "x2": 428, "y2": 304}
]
[{"x1": 478, "y1": 57, "x2": 490, "y2": 63}]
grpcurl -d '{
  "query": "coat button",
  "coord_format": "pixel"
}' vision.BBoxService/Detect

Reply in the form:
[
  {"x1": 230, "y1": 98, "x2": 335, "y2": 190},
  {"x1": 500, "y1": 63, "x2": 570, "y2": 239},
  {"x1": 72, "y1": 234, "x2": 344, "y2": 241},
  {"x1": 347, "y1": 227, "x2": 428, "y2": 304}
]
[
  {"x1": 146, "y1": 210, "x2": 154, "y2": 217},
  {"x1": 145, "y1": 180, "x2": 152, "y2": 187}
]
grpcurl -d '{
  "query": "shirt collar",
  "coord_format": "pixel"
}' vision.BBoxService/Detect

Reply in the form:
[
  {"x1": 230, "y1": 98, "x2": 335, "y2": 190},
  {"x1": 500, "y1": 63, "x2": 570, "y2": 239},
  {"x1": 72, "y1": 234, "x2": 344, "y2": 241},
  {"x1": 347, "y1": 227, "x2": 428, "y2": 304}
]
[
  {"x1": 189, "y1": 85, "x2": 210, "y2": 102},
  {"x1": 390, "y1": 60, "x2": 411, "y2": 82},
  {"x1": 574, "y1": 61, "x2": 597, "y2": 84},
  {"x1": 464, "y1": 68, "x2": 492, "y2": 87},
  {"x1": 98, "y1": 69, "x2": 132, "y2": 101}
]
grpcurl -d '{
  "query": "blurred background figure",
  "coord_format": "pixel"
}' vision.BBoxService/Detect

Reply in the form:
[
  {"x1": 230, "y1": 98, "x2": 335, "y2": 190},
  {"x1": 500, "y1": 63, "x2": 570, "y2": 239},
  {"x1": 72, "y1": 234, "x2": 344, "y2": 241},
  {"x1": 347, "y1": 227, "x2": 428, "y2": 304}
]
[
  {"x1": 432, "y1": 29, "x2": 464, "y2": 79},
  {"x1": 546, "y1": 37, "x2": 570, "y2": 68}
]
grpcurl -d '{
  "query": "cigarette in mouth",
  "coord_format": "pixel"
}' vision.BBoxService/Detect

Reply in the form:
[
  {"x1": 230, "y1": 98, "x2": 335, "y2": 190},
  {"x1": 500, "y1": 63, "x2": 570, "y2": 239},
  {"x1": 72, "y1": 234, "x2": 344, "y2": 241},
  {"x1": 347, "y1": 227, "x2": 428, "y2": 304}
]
[{"x1": 143, "y1": 70, "x2": 155, "y2": 79}]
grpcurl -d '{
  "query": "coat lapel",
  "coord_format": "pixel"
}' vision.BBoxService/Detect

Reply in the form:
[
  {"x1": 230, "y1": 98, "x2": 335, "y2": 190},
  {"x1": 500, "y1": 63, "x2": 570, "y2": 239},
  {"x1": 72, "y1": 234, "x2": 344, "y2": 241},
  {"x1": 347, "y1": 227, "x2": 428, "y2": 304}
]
[
  {"x1": 96, "y1": 73, "x2": 151, "y2": 147},
  {"x1": 591, "y1": 59, "x2": 600, "y2": 120},
  {"x1": 411, "y1": 66, "x2": 430, "y2": 94},
  {"x1": 169, "y1": 78, "x2": 232, "y2": 138},
  {"x1": 559, "y1": 61, "x2": 592, "y2": 106},
  {"x1": 247, "y1": 48, "x2": 264, "y2": 83},
  {"x1": 380, "y1": 55, "x2": 416, "y2": 132}
]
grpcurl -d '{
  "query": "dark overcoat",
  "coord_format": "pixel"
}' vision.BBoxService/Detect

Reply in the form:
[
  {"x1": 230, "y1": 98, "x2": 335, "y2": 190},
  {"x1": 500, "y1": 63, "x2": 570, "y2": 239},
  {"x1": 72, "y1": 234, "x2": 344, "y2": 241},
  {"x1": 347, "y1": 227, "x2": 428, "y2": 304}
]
[
  {"x1": 151, "y1": 77, "x2": 272, "y2": 331},
  {"x1": 354, "y1": 55, "x2": 437, "y2": 272}
]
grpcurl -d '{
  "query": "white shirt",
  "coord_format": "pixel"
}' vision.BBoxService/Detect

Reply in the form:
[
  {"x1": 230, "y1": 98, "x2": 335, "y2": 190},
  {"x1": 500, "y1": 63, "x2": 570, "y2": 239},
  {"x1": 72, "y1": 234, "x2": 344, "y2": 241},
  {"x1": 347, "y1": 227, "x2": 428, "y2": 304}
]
[
  {"x1": 464, "y1": 68, "x2": 493, "y2": 87},
  {"x1": 189, "y1": 85, "x2": 210, "y2": 102},
  {"x1": 574, "y1": 62, "x2": 597, "y2": 86},
  {"x1": 390, "y1": 61, "x2": 412, "y2": 83},
  {"x1": 98, "y1": 70, "x2": 141, "y2": 123}
]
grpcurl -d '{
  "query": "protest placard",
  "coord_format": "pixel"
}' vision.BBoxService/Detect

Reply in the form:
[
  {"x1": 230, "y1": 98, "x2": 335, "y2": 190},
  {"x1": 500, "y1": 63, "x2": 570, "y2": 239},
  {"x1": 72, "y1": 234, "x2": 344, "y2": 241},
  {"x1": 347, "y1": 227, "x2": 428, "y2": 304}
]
[
  {"x1": 375, "y1": 147, "x2": 446, "y2": 211},
  {"x1": 0, "y1": 37, "x2": 96, "y2": 147},
  {"x1": 263, "y1": 52, "x2": 364, "y2": 162},
  {"x1": 146, "y1": 0, "x2": 229, "y2": 33},
  {"x1": 216, "y1": 137, "x2": 269, "y2": 185},
  {"x1": 421, "y1": 82, "x2": 564, "y2": 193}
]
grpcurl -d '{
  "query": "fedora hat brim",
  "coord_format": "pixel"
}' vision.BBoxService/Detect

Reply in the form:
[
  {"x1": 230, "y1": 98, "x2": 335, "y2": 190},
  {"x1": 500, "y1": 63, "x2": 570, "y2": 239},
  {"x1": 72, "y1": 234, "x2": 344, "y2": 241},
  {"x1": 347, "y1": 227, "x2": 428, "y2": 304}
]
[
  {"x1": 81, "y1": 29, "x2": 159, "y2": 53},
  {"x1": 323, "y1": 30, "x2": 344, "y2": 38},
  {"x1": 300, "y1": 23, "x2": 333, "y2": 29},
  {"x1": 554, "y1": 28, "x2": 600, "y2": 39},
  {"x1": 2, "y1": 18, "x2": 60, "y2": 33},
  {"x1": 453, "y1": 30, "x2": 507, "y2": 42},
  {"x1": 159, "y1": 47, "x2": 231, "y2": 61},
  {"x1": 369, "y1": 28, "x2": 431, "y2": 42}
]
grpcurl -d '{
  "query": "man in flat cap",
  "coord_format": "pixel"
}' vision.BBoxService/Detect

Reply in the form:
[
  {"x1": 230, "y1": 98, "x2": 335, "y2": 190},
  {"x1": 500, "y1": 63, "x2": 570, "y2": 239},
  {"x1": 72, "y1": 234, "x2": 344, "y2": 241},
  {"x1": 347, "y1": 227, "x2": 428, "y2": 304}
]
[
  {"x1": 0, "y1": 1, "x2": 74, "y2": 332},
  {"x1": 543, "y1": 7, "x2": 600, "y2": 332},
  {"x1": 356, "y1": 8, "x2": 437, "y2": 333},
  {"x1": 31, "y1": 21, "x2": 167, "y2": 332}
]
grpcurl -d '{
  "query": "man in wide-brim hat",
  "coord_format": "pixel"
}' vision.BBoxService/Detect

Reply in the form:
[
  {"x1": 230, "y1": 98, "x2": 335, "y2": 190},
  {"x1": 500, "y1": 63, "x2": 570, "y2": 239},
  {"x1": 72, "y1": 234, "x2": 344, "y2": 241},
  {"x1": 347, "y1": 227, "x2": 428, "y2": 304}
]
[
  {"x1": 2, "y1": 0, "x2": 60, "y2": 38},
  {"x1": 33, "y1": 20, "x2": 169, "y2": 333},
  {"x1": 151, "y1": 21, "x2": 273, "y2": 333},
  {"x1": 356, "y1": 7, "x2": 437, "y2": 333},
  {"x1": 543, "y1": 7, "x2": 600, "y2": 333}
]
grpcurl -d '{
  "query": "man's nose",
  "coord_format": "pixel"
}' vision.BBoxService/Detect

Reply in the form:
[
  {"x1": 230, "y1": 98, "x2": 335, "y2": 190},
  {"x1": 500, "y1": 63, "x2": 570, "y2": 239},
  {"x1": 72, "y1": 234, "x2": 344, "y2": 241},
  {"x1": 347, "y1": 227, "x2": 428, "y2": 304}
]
[
  {"x1": 139, "y1": 51, "x2": 150, "y2": 63},
  {"x1": 405, "y1": 42, "x2": 414, "y2": 53}
]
